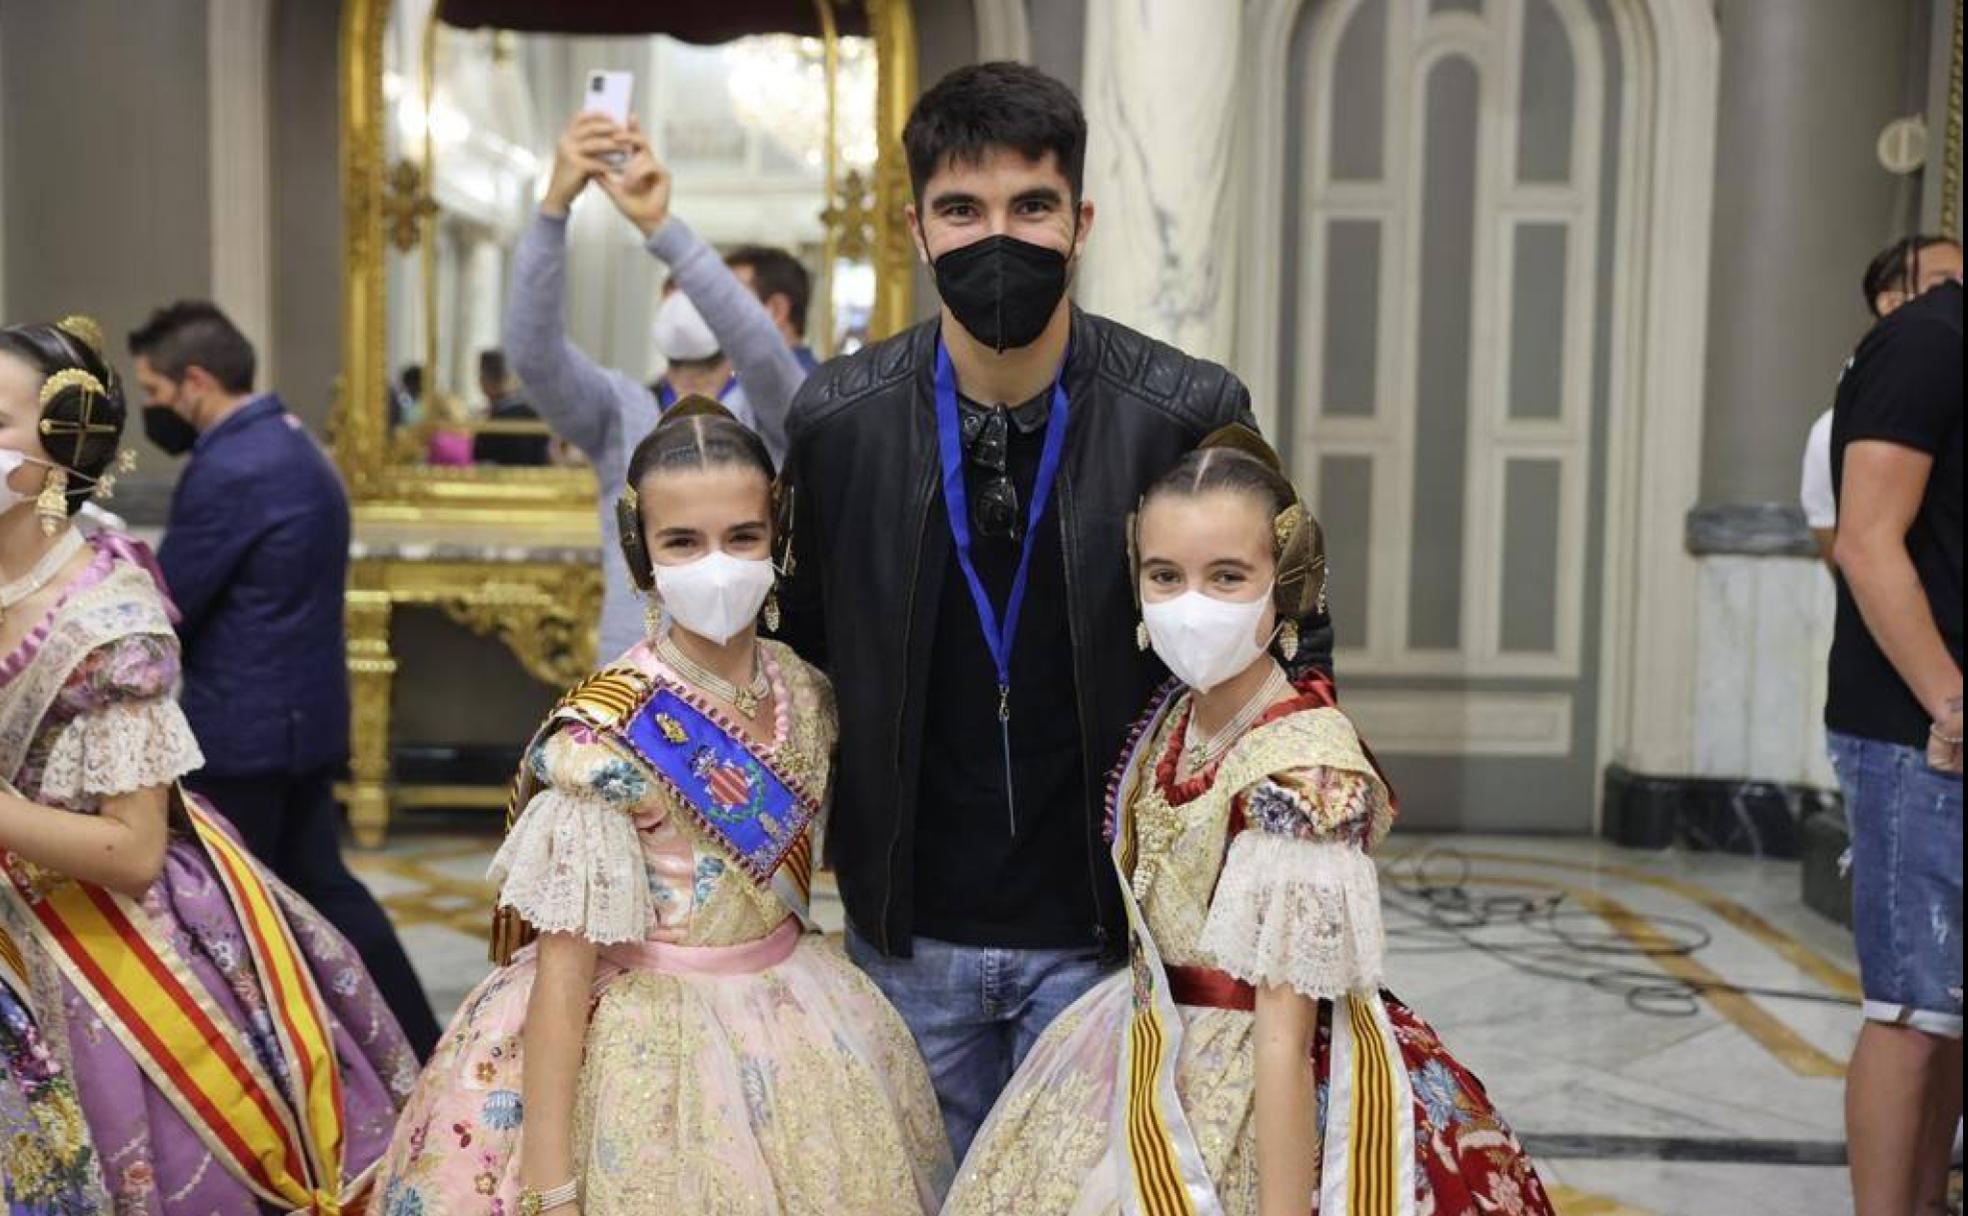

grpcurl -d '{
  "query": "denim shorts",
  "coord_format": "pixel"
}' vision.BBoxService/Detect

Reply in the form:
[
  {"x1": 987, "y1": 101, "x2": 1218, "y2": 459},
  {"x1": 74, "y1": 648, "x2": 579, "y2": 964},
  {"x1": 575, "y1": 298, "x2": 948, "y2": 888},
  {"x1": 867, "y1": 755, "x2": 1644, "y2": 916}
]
[{"x1": 1828, "y1": 730, "x2": 1964, "y2": 1038}]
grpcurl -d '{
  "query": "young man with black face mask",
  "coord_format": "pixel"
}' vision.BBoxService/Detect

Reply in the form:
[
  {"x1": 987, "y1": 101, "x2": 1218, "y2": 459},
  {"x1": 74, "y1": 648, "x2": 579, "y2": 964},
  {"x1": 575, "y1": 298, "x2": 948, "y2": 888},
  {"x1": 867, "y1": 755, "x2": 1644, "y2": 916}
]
[{"x1": 775, "y1": 62, "x2": 1335, "y2": 1156}]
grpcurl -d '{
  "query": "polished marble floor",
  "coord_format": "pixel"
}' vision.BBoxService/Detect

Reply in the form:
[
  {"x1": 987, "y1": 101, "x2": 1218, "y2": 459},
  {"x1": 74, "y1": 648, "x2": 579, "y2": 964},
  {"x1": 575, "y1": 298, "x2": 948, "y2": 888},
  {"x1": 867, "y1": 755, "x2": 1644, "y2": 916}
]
[{"x1": 349, "y1": 828, "x2": 1934, "y2": 1216}]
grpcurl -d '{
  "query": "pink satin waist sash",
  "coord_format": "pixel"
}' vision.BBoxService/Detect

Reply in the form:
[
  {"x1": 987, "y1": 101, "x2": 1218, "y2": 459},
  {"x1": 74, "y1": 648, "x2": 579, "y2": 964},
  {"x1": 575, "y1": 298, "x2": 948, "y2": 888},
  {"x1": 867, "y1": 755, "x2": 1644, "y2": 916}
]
[{"x1": 596, "y1": 917, "x2": 802, "y2": 978}]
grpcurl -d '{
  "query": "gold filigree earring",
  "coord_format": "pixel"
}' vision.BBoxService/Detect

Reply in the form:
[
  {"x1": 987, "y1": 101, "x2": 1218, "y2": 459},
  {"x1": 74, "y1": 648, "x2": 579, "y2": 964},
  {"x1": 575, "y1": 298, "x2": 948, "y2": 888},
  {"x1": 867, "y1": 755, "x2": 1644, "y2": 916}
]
[
  {"x1": 763, "y1": 589, "x2": 782, "y2": 634},
  {"x1": 35, "y1": 468, "x2": 68, "y2": 535},
  {"x1": 1136, "y1": 620, "x2": 1151, "y2": 652},
  {"x1": 1278, "y1": 619, "x2": 1300, "y2": 662},
  {"x1": 643, "y1": 592, "x2": 666, "y2": 641}
]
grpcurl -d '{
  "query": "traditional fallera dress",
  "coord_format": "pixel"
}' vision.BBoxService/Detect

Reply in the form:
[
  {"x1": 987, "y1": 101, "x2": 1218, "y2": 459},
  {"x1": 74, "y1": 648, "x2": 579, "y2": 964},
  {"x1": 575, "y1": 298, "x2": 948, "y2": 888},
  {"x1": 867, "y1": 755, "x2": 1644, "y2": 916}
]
[
  {"x1": 944, "y1": 674, "x2": 1555, "y2": 1216},
  {"x1": 372, "y1": 639, "x2": 951, "y2": 1215},
  {"x1": 0, "y1": 535, "x2": 417, "y2": 1214}
]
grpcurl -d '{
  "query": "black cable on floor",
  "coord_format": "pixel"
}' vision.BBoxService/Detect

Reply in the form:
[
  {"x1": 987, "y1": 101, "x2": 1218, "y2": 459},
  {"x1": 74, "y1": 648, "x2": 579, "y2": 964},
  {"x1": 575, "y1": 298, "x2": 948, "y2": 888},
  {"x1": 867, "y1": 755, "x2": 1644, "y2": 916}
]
[{"x1": 1378, "y1": 847, "x2": 1860, "y2": 1017}]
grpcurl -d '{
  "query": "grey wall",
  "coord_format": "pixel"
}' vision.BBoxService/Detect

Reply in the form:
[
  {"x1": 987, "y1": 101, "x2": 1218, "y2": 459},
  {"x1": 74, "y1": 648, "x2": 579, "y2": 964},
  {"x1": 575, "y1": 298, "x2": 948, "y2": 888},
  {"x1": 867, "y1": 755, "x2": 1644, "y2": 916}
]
[
  {"x1": 1700, "y1": 0, "x2": 1930, "y2": 506},
  {"x1": 2, "y1": 0, "x2": 212, "y2": 511},
  {"x1": 271, "y1": 0, "x2": 345, "y2": 434}
]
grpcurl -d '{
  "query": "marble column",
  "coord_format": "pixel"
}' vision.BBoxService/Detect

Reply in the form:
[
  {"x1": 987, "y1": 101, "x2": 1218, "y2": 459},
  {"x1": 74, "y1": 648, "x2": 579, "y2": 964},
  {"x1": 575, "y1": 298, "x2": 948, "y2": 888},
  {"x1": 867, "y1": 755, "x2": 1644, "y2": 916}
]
[
  {"x1": 1700, "y1": 0, "x2": 1924, "y2": 507},
  {"x1": 208, "y1": 0, "x2": 276, "y2": 384},
  {"x1": 1077, "y1": 0, "x2": 1243, "y2": 366}
]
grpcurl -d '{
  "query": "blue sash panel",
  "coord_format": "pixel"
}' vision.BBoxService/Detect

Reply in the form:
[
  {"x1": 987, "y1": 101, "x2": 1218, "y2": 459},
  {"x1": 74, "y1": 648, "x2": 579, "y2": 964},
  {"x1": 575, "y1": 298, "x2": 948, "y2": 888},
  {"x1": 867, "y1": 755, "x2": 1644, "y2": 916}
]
[{"x1": 615, "y1": 684, "x2": 818, "y2": 883}]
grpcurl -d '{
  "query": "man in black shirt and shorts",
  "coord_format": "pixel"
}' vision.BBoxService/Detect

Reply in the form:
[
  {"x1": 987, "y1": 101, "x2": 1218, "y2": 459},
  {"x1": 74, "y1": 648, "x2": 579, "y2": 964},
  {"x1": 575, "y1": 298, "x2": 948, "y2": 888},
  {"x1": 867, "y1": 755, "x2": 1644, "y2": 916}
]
[{"x1": 1826, "y1": 272, "x2": 1962, "y2": 1216}]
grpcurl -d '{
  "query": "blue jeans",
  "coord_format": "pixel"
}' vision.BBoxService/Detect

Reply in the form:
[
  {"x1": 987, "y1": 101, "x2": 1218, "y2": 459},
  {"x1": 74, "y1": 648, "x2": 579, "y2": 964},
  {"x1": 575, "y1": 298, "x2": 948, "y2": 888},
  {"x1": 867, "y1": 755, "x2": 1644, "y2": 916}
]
[
  {"x1": 1828, "y1": 730, "x2": 1964, "y2": 1038},
  {"x1": 845, "y1": 926, "x2": 1114, "y2": 1160}
]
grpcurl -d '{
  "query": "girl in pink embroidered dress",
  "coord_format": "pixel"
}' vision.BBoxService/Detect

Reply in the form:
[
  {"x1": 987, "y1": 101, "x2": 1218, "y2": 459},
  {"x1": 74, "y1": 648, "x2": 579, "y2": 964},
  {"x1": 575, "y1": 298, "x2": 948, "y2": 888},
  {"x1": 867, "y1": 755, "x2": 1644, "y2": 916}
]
[{"x1": 374, "y1": 401, "x2": 950, "y2": 1216}]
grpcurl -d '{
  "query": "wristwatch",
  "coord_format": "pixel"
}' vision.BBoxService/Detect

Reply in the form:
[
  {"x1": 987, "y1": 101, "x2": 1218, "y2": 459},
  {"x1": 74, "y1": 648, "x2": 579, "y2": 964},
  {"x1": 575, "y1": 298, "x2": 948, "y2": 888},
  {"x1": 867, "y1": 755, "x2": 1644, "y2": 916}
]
[{"x1": 518, "y1": 1180, "x2": 579, "y2": 1215}]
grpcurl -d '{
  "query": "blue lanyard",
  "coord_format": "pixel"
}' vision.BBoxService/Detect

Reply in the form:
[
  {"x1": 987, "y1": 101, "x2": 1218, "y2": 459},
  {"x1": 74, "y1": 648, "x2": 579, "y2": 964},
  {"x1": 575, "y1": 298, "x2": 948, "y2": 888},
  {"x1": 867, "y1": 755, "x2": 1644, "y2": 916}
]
[
  {"x1": 657, "y1": 373, "x2": 740, "y2": 411},
  {"x1": 934, "y1": 338, "x2": 1071, "y2": 834}
]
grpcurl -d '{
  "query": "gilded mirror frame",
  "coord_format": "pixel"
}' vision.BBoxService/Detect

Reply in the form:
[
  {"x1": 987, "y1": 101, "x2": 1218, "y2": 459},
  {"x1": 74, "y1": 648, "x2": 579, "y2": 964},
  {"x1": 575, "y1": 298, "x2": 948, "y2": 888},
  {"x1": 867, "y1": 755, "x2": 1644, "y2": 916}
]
[{"x1": 334, "y1": 0, "x2": 918, "y2": 525}]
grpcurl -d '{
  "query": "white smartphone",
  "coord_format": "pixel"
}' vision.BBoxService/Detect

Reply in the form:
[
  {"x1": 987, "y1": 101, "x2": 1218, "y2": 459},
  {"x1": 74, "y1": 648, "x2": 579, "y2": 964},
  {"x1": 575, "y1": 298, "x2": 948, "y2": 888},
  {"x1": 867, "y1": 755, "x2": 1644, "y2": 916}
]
[{"x1": 583, "y1": 69, "x2": 634, "y2": 125}]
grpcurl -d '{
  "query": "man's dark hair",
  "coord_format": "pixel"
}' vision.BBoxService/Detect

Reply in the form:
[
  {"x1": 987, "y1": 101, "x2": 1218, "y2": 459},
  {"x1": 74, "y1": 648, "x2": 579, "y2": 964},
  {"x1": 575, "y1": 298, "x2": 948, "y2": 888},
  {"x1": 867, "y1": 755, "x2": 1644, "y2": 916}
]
[
  {"x1": 725, "y1": 245, "x2": 812, "y2": 339},
  {"x1": 478, "y1": 348, "x2": 508, "y2": 385},
  {"x1": 401, "y1": 364, "x2": 424, "y2": 397},
  {"x1": 903, "y1": 62, "x2": 1087, "y2": 204},
  {"x1": 127, "y1": 300, "x2": 256, "y2": 393},
  {"x1": 1861, "y1": 235, "x2": 1960, "y2": 316}
]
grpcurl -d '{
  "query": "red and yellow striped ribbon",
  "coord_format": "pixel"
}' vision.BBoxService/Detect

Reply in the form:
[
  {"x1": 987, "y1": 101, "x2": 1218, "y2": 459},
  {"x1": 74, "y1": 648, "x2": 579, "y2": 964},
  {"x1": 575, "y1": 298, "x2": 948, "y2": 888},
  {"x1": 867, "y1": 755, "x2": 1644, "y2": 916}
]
[
  {"x1": 195, "y1": 806, "x2": 348, "y2": 1210},
  {"x1": 9, "y1": 805, "x2": 351, "y2": 1213},
  {"x1": 1346, "y1": 993, "x2": 1400, "y2": 1215},
  {"x1": 1124, "y1": 1002, "x2": 1196, "y2": 1215}
]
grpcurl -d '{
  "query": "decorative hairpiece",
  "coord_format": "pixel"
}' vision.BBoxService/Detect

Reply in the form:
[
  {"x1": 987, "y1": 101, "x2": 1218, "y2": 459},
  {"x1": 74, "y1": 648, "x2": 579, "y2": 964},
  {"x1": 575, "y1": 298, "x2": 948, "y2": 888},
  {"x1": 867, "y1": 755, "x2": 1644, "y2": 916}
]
[
  {"x1": 54, "y1": 314, "x2": 105, "y2": 356},
  {"x1": 37, "y1": 368, "x2": 105, "y2": 411},
  {"x1": 1274, "y1": 502, "x2": 1305, "y2": 552}
]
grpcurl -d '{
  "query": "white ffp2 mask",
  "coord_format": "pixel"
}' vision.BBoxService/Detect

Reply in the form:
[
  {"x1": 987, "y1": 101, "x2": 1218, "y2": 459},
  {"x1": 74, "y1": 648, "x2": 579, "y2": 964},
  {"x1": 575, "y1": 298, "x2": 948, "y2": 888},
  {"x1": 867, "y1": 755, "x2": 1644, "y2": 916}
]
[
  {"x1": 0, "y1": 449, "x2": 51, "y2": 516},
  {"x1": 1142, "y1": 588, "x2": 1274, "y2": 693},
  {"x1": 654, "y1": 551, "x2": 776, "y2": 645}
]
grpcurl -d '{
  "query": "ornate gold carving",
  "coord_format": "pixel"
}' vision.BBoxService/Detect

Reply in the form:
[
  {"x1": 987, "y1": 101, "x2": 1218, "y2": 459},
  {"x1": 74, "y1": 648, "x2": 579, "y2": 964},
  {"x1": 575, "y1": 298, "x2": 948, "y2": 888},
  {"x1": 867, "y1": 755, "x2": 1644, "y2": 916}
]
[
  {"x1": 345, "y1": 585, "x2": 398, "y2": 848},
  {"x1": 822, "y1": 168, "x2": 879, "y2": 262},
  {"x1": 434, "y1": 571, "x2": 603, "y2": 687},
  {"x1": 866, "y1": 0, "x2": 919, "y2": 341},
  {"x1": 382, "y1": 159, "x2": 439, "y2": 253},
  {"x1": 343, "y1": 551, "x2": 603, "y2": 845}
]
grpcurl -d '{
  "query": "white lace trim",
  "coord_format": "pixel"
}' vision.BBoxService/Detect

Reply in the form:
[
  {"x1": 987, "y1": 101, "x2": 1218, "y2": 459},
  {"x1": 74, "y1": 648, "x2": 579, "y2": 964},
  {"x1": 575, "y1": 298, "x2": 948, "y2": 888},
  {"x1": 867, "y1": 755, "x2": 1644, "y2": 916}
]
[
  {"x1": 489, "y1": 787, "x2": 650, "y2": 945},
  {"x1": 39, "y1": 698, "x2": 205, "y2": 803},
  {"x1": 1198, "y1": 834, "x2": 1385, "y2": 1000}
]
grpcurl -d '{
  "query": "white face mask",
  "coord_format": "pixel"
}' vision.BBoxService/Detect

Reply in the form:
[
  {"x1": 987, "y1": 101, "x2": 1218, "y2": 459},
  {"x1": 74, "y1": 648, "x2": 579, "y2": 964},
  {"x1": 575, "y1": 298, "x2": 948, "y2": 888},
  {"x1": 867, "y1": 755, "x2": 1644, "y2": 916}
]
[
  {"x1": 0, "y1": 448, "x2": 51, "y2": 515},
  {"x1": 1142, "y1": 587, "x2": 1274, "y2": 693},
  {"x1": 651, "y1": 291, "x2": 721, "y2": 364},
  {"x1": 654, "y1": 550, "x2": 776, "y2": 646}
]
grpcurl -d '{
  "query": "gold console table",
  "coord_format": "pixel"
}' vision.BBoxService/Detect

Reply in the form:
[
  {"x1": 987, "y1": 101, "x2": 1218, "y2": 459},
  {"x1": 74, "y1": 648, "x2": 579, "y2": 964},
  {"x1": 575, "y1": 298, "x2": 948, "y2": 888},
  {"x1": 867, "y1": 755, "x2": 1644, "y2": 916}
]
[{"x1": 344, "y1": 515, "x2": 601, "y2": 847}]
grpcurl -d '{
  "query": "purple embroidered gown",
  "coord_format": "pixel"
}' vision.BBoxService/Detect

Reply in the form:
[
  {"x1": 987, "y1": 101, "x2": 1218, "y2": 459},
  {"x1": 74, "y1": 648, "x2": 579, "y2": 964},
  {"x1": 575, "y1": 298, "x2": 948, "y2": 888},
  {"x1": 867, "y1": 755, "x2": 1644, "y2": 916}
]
[{"x1": 0, "y1": 537, "x2": 416, "y2": 1213}]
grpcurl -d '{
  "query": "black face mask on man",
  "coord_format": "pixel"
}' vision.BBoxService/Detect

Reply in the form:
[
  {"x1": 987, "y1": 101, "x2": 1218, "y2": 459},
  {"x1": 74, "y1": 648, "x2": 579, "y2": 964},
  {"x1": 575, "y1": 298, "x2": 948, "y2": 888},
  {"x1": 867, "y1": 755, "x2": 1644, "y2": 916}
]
[
  {"x1": 928, "y1": 232, "x2": 1072, "y2": 353},
  {"x1": 142, "y1": 404, "x2": 200, "y2": 457}
]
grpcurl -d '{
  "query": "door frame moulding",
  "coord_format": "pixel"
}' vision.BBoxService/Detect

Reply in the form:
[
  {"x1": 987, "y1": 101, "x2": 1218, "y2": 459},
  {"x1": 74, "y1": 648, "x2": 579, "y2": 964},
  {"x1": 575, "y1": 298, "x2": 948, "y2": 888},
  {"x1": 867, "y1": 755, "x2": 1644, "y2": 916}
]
[{"x1": 1236, "y1": 0, "x2": 1718, "y2": 827}]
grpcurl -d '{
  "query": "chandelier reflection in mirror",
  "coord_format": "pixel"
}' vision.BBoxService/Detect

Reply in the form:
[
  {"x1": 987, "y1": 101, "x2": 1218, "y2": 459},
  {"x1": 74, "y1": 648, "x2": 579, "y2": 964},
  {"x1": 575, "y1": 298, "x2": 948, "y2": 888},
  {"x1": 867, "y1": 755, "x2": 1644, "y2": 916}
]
[{"x1": 724, "y1": 35, "x2": 880, "y2": 173}]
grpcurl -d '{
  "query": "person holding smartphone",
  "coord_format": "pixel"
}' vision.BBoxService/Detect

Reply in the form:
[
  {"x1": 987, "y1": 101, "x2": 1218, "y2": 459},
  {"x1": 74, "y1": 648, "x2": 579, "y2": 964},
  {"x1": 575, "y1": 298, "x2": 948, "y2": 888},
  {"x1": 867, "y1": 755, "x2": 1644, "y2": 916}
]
[{"x1": 506, "y1": 100, "x2": 810, "y2": 662}]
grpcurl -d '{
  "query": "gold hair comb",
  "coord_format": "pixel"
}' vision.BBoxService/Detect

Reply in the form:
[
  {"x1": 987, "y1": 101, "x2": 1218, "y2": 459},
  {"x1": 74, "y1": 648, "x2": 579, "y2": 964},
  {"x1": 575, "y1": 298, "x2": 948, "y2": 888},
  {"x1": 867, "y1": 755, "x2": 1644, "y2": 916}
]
[
  {"x1": 37, "y1": 368, "x2": 105, "y2": 410},
  {"x1": 54, "y1": 314, "x2": 104, "y2": 355}
]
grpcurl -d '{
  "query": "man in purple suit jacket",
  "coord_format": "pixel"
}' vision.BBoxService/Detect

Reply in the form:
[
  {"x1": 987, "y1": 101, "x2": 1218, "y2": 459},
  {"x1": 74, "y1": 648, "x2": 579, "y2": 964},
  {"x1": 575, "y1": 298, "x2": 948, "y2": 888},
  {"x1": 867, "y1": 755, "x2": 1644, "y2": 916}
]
[{"x1": 131, "y1": 301, "x2": 440, "y2": 1059}]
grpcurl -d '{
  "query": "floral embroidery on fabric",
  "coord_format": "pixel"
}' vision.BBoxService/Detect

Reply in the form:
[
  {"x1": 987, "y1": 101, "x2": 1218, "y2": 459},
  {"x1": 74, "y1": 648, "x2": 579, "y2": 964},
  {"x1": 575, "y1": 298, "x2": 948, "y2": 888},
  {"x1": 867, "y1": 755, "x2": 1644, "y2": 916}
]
[
  {"x1": 481, "y1": 1090, "x2": 523, "y2": 1131},
  {"x1": 0, "y1": 987, "x2": 101, "y2": 1212},
  {"x1": 1414, "y1": 1058, "x2": 1467, "y2": 1128},
  {"x1": 588, "y1": 758, "x2": 649, "y2": 807},
  {"x1": 692, "y1": 856, "x2": 726, "y2": 909}
]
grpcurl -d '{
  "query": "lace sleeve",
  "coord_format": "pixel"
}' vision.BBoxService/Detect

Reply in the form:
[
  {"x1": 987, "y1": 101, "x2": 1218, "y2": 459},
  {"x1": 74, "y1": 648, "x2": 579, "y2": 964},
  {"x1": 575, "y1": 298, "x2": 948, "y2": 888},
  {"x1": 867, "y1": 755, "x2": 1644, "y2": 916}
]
[
  {"x1": 1198, "y1": 832, "x2": 1384, "y2": 999},
  {"x1": 487, "y1": 727, "x2": 653, "y2": 944},
  {"x1": 489, "y1": 788, "x2": 650, "y2": 944},
  {"x1": 39, "y1": 697, "x2": 204, "y2": 804}
]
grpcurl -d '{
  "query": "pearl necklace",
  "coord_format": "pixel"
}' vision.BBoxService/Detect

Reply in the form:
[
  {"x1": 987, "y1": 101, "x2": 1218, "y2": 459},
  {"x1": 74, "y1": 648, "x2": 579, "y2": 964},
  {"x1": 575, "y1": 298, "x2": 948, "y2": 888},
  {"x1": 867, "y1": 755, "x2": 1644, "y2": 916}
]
[
  {"x1": 0, "y1": 527, "x2": 83, "y2": 626},
  {"x1": 1181, "y1": 664, "x2": 1290, "y2": 776},
  {"x1": 655, "y1": 632, "x2": 770, "y2": 719}
]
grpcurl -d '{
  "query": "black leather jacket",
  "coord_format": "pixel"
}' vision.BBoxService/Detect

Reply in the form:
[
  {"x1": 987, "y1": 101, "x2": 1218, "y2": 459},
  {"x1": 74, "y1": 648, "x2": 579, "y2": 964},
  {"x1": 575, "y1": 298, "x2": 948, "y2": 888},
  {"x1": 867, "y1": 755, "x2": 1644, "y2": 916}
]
[{"x1": 776, "y1": 309, "x2": 1334, "y2": 957}]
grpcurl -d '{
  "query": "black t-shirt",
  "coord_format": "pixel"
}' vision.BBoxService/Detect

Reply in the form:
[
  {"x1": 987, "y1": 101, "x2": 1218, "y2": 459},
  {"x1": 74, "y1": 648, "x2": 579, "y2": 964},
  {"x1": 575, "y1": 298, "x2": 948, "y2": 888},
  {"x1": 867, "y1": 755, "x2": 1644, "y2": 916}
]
[
  {"x1": 914, "y1": 391, "x2": 1099, "y2": 949},
  {"x1": 1827, "y1": 281, "x2": 1964, "y2": 748}
]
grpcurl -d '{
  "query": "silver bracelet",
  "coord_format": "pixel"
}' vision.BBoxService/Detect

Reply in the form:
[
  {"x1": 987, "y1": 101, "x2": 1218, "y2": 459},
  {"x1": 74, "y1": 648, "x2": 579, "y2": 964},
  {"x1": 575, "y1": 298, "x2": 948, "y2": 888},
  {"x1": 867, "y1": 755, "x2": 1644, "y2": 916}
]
[{"x1": 1932, "y1": 723, "x2": 1964, "y2": 746}]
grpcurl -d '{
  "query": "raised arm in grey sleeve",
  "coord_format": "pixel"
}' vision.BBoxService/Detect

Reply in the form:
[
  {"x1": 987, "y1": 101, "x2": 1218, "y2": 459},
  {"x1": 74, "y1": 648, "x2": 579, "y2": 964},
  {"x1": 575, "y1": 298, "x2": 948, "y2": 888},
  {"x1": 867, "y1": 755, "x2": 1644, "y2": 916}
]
[
  {"x1": 645, "y1": 217, "x2": 808, "y2": 464},
  {"x1": 504, "y1": 212, "x2": 649, "y2": 466}
]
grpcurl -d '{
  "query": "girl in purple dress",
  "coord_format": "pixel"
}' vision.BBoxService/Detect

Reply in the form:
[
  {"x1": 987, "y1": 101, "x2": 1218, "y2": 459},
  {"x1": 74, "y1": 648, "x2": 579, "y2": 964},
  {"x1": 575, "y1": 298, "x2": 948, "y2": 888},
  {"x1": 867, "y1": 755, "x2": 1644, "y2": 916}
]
[{"x1": 0, "y1": 317, "x2": 416, "y2": 1214}]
